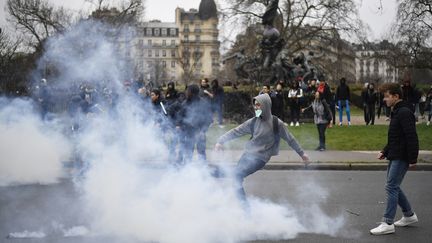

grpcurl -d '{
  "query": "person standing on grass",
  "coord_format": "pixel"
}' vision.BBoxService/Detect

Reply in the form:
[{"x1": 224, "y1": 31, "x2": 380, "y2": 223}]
[
  {"x1": 270, "y1": 83, "x2": 285, "y2": 122},
  {"x1": 335, "y1": 77, "x2": 351, "y2": 126},
  {"x1": 301, "y1": 91, "x2": 332, "y2": 151},
  {"x1": 214, "y1": 93, "x2": 309, "y2": 203},
  {"x1": 426, "y1": 85, "x2": 432, "y2": 126},
  {"x1": 288, "y1": 81, "x2": 303, "y2": 126},
  {"x1": 370, "y1": 83, "x2": 419, "y2": 235},
  {"x1": 365, "y1": 83, "x2": 378, "y2": 125}
]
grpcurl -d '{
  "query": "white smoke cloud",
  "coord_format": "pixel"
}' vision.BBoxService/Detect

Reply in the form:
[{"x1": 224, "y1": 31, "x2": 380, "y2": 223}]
[
  {"x1": 2, "y1": 18, "x2": 349, "y2": 242},
  {"x1": 0, "y1": 98, "x2": 72, "y2": 186}
]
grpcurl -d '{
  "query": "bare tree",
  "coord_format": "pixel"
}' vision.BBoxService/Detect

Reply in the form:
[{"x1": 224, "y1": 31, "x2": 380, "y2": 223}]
[
  {"x1": 0, "y1": 30, "x2": 28, "y2": 94},
  {"x1": 390, "y1": 0, "x2": 432, "y2": 69},
  {"x1": 6, "y1": 0, "x2": 71, "y2": 51},
  {"x1": 177, "y1": 46, "x2": 203, "y2": 84},
  {"x1": 87, "y1": 0, "x2": 145, "y2": 26},
  {"x1": 222, "y1": 0, "x2": 366, "y2": 53}
]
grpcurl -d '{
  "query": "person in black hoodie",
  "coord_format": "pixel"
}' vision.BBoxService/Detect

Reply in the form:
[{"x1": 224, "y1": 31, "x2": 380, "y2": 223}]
[
  {"x1": 370, "y1": 83, "x2": 419, "y2": 235},
  {"x1": 335, "y1": 77, "x2": 351, "y2": 126},
  {"x1": 177, "y1": 84, "x2": 213, "y2": 164},
  {"x1": 270, "y1": 83, "x2": 285, "y2": 121},
  {"x1": 165, "y1": 81, "x2": 178, "y2": 103},
  {"x1": 365, "y1": 83, "x2": 378, "y2": 125},
  {"x1": 211, "y1": 79, "x2": 225, "y2": 126}
]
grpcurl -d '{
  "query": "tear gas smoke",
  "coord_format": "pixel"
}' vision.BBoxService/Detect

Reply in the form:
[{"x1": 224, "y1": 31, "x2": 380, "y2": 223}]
[
  {"x1": 2, "y1": 18, "x2": 348, "y2": 242},
  {"x1": 0, "y1": 98, "x2": 71, "y2": 186}
]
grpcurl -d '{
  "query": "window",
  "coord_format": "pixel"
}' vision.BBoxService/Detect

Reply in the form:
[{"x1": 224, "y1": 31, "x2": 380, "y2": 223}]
[
  {"x1": 162, "y1": 61, "x2": 166, "y2": 68},
  {"x1": 171, "y1": 40, "x2": 175, "y2": 46},
  {"x1": 138, "y1": 39, "x2": 143, "y2": 46},
  {"x1": 184, "y1": 35, "x2": 189, "y2": 41},
  {"x1": 162, "y1": 40, "x2": 166, "y2": 46},
  {"x1": 154, "y1": 28, "x2": 160, "y2": 36},
  {"x1": 148, "y1": 40, "x2": 152, "y2": 46},
  {"x1": 148, "y1": 50, "x2": 152, "y2": 57},
  {"x1": 155, "y1": 50, "x2": 159, "y2": 57},
  {"x1": 162, "y1": 50, "x2": 166, "y2": 57},
  {"x1": 171, "y1": 50, "x2": 176, "y2": 57},
  {"x1": 195, "y1": 35, "x2": 200, "y2": 42},
  {"x1": 146, "y1": 28, "x2": 152, "y2": 36},
  {"x1": 194, "y1": 24, "x2": 201, "y2": 32},
  {"x1": 170, "y1": 28, "x2": 176, "y2": 36},
  {"x1": 161, "y1": 28, "x2": 167, "y2": 36},
  {"x1": 171, "y1": 61, "x2": 176, "y2": 68}
]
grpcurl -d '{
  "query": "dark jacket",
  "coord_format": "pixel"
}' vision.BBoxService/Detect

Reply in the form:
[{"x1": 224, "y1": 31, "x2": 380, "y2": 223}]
[
  {"x1": 177, "y1": 94, "x2": 212, "y2": 135},
  {"x1": 336, "y1": 82, "x2": 350, "y2": 101},
  {"x1": 165, "y1": 82, "x2": 178, "y2": 102},
  {"x1": 382, "y1": 101, "x2": 419, "y2": 164}
]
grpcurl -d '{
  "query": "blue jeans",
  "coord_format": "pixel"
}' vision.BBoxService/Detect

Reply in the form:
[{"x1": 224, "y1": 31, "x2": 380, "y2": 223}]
[
  {"x1": 337, "y1": 100, "x2": 351, "y2": 123},
  {"x1": 211, "y1": 153, "x2": 267, "y2": 203},
  {"x1": 382, "y1": 160, "x2": 413, "y2": 224},
  {"x1": 234, "y1": 154, "x2": 267, "y2": 202}
]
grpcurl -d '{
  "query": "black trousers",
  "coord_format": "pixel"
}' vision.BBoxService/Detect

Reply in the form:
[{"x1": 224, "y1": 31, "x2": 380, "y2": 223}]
[
  {"x1": 290, "y1": 102, "x2": 300, "y2": 123},
  {"x1": 317, "y1": 123, "x2": 327, "y2": 149}
]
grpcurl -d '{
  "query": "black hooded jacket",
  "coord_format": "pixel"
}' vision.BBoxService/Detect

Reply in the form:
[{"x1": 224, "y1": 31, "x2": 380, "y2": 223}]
[
  {"x1": 178, "y1": 85, "x2": 212, "y2": 134},
  {"x1": 382, "y1": 101, "x2": 419, "y2": 164},
  {"x1": 335, "y1": 79, "x2": 350, "y2": 101}
]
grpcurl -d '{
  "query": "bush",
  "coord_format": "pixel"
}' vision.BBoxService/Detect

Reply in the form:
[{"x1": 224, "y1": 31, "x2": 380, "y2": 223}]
[{"x1": 223, "y1": 91, "x2": 254, "y2": 124}]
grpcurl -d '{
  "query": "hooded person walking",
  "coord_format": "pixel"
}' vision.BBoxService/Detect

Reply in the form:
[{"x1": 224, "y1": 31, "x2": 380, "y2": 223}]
[{"x1": 214, "y1": 94, "x2": 309, "y2": 203}]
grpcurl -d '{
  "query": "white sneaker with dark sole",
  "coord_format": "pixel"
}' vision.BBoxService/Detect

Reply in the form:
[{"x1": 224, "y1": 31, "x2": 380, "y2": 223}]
[
  {"x1": 394, "y1": 213, "x2": 418, "y2": 227},
  {"x1": 370, "y1": 222, "x2": 395, "y2": 235}
]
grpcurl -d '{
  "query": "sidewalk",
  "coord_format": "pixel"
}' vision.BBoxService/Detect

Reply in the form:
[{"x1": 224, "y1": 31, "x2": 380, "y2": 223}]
[{"x1": 206, "y1": 150, "x2": 432, "y2": 171}]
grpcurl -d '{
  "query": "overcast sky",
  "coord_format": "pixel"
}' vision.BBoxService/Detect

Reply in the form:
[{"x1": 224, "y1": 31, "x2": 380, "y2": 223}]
[{"x1": 0, "y1": 0, "x2": 397, "y2": 41}]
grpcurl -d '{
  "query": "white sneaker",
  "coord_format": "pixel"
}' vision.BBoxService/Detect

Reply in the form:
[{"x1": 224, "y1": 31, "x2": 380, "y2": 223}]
[
  {"x1": 427, "y1": 121, "x2": 430, "y2": 126},
  {"x1": 370, "y1": 222, "x2": 395, "y2": 235},
  {"x1": 339, "y1": 122, "x2": 342, "y2": 126},
  {"x1": 348, "y1": 121, "x2": 351, "y2": 126},
  {"x1": 290, "y1": 122, "x2": 294, "y2": 126},
  {"x1": 394, "y1": 213, "x2": 418, "y2": 227},
  {"x1": 295, "y1": 122, "x2": 300, "y2": 127}
]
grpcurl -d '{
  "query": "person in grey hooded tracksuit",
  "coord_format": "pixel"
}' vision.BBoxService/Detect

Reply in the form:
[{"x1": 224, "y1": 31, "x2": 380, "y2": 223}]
[{"x1": 215, "y1": 94, "x2": 309, "y2": 202}]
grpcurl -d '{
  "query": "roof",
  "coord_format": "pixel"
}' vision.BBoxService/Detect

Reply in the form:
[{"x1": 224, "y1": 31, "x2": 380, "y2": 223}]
[{"x1": 198, "y1": 0, "x2": 217, "y2": 20}]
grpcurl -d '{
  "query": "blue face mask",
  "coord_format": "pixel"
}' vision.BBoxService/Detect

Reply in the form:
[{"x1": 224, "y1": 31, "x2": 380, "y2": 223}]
[{"x1": 255, "y1": 109, "x2": 262, "y2": 118}]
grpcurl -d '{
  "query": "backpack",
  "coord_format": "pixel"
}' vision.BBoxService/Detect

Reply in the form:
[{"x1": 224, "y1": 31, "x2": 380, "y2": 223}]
[{"x1": 250, "y1": 115, "x2": 280, "y2": 143}]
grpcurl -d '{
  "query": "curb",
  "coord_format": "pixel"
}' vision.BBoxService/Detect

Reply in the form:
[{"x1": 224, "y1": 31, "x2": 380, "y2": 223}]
[{"x1": 263, "y1": 163, "x2": 432, "y2": 171}]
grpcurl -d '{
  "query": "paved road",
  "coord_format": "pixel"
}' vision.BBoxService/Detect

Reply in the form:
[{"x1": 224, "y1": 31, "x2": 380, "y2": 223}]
[{"x1": 0, "y1": 170, "x2": 431, "y2": 243}]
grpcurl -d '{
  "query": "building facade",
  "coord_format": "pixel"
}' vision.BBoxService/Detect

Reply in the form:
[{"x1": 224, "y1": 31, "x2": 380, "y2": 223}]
[
  {"x1": 131, "y1": 0, "x2": 220, "y2": 84},
  {"x1": 354, "y1": 41, "x2": 400, "y2": 84}
]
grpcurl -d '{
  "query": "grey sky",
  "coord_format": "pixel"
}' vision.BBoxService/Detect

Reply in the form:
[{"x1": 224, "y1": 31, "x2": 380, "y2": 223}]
[{"x1": 1, "y1": 0, "x2": 397, "y2": 41}]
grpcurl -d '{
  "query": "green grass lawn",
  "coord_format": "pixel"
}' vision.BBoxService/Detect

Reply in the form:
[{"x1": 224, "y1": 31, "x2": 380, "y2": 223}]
[{"x1": 207, "y1": 123, "x2": 432, "y2": 151}]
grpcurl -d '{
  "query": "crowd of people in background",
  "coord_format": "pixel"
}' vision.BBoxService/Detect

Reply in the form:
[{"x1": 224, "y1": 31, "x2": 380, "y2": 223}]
[
  {"x1": 30, "y1": 75, "x2": 432, "y2": 163},
  {"x1": 30, "y1": 76, "x2": 226, "y2": 166},
  {"x1": 260, "y1": 77, "x2": 432, "y2": 127}
]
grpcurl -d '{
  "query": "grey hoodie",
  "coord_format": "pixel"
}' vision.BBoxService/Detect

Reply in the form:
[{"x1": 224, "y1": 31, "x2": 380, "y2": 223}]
[{"x1": 217, "y1": 94, "x2": 304, "y2": 161}]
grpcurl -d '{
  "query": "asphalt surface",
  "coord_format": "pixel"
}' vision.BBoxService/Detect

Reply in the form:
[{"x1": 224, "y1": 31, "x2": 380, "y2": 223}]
[{"x1": 0, "y1": 170, "x2": 431, "y2": 243}]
